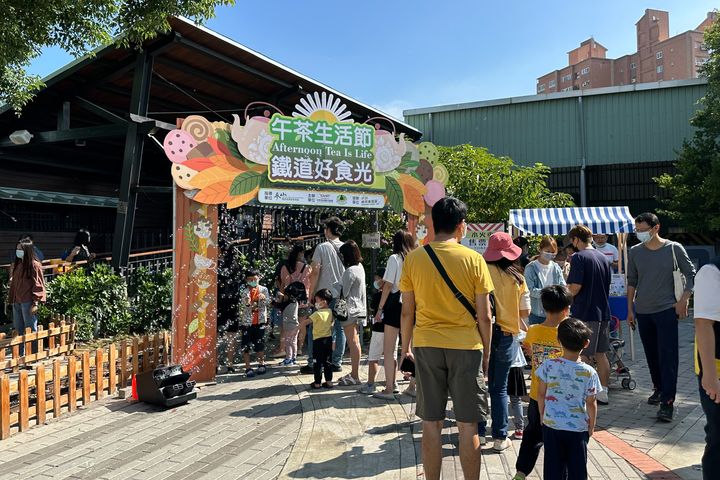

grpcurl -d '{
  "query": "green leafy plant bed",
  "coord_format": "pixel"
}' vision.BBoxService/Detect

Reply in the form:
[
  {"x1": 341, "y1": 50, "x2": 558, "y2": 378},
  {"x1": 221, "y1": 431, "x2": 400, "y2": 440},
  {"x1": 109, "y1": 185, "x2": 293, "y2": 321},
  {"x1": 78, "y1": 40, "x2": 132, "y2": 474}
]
[{"x1": 37, "y1": 264, "x2": 173, "y2": 341}]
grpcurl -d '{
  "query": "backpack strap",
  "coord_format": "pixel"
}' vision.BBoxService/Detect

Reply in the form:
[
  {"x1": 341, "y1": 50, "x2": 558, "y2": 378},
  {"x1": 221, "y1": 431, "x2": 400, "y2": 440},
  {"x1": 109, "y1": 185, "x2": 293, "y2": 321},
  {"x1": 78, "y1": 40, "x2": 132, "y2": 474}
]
[{"x1": 424, "y1": 245, "x2": 477, "y2": 318}]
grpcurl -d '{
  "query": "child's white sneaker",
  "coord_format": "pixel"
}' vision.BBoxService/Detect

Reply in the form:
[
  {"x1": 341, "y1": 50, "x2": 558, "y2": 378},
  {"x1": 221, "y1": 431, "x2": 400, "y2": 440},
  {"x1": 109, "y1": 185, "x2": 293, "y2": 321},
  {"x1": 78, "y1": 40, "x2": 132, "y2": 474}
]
[
  {"x1": 597, "y1": 388, "x2": 609, "y2": 405},
  {"x1": 492, "y1": 438, "x2": 511, "y2": 452}
]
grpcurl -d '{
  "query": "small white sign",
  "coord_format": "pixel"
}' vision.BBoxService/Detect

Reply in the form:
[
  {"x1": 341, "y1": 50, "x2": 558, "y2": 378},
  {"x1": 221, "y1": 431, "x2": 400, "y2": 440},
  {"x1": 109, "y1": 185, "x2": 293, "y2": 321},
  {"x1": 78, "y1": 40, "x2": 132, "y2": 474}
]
[
  {"x1": 258, "y1": 188, "x2": 385, "y2": 209},
  {"x1": 362, "y1": 232, "x2": 382, "y2": 249},
  {"x1": 461, "y1": 223, "x2": 505, "y2": 254}
]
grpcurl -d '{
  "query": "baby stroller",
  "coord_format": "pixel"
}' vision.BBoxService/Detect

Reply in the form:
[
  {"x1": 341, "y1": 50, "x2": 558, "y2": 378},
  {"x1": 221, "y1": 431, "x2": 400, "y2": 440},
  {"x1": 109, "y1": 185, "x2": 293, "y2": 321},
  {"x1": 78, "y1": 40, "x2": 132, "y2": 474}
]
[{"x1": 609, "y1": 315, "x2": 636, "y2": 390}]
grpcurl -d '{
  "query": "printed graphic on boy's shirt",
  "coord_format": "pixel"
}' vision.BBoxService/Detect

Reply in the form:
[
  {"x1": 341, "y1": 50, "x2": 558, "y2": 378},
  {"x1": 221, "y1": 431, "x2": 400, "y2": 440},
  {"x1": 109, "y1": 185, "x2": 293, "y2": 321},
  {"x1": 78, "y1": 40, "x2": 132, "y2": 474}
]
[
  {"x1": 538, "y1": 358, "x2": 602, "y2": 432},
  {"x1": 531, "y1": 343, "x2": 562, "y2": 368}
]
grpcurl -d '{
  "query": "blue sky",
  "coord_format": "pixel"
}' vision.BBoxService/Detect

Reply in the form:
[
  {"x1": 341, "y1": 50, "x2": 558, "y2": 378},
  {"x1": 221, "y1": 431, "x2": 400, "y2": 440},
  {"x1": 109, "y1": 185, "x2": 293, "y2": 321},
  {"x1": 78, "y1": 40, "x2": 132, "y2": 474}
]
[{"x1": 29, "y1": 1, "x2": 717, "y2": 120}]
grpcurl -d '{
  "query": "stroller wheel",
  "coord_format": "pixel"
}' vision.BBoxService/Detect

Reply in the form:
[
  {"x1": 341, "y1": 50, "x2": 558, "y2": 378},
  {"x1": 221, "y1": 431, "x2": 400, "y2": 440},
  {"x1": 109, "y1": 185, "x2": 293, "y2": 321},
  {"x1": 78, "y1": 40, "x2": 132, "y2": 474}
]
[
  {"x1": 621, "y1": 378, "x2": 630, "y2": 389},
  {"x1": 627, "y1": 379, "x2": 637, "y2": 390}
]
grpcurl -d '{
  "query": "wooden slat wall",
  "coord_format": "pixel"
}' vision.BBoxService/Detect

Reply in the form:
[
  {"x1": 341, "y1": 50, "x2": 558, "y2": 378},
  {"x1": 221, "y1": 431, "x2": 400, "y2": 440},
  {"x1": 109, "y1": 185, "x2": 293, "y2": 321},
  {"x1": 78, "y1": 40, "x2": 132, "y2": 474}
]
[{"x1": 0, "y1": 331, "x2": 170, "y2": 441}]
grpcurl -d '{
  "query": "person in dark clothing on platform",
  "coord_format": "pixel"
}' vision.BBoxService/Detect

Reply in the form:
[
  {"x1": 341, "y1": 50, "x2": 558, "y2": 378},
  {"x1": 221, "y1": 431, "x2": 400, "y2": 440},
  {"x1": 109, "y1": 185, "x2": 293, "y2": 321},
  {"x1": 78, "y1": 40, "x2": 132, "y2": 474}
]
[
  {"x1": 627, "y1": 213, "x2": 696, "y2": 422},
  {"x1": 64, "y1": 229, "x2": 95, "y2": 264},
  {"x1": 566, "y1": 224, "x2": 612, "y2": 405}
]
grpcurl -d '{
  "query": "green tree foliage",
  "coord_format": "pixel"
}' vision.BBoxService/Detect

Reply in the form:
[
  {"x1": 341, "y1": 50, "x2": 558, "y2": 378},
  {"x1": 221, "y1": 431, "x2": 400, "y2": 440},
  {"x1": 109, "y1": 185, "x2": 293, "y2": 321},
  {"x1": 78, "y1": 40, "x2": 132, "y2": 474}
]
[
  {"x1": 439, "y1": 145, "x2": 574, "y2": 222},
  {"x1": 1, "y1": 0, "x2": 234, "y2": 113},
  {"x1": 655, "y1": 15, "x2": 720, "y2": 232}
]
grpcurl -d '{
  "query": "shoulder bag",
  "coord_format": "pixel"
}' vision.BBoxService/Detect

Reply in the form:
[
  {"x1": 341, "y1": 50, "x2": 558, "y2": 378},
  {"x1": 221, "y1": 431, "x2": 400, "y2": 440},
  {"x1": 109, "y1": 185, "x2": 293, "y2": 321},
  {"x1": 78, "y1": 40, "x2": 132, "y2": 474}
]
[
  {"x1": 424, "y1": 245, "x2": 496, "y2": 319},
  {"x1": 670, "y1": 242, "x2": 686, "y2": 302}
]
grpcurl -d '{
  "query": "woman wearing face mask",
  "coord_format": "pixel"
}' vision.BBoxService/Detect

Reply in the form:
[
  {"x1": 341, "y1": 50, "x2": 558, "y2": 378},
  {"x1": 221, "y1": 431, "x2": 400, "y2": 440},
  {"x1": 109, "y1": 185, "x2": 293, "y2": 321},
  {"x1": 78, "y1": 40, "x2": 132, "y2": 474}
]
[
  {"x1": 524, "y1": 236, "x2": 566, "y2": 325},
  {"x1": 8, "y1": 239, "x2": 46, "y2": 355}
]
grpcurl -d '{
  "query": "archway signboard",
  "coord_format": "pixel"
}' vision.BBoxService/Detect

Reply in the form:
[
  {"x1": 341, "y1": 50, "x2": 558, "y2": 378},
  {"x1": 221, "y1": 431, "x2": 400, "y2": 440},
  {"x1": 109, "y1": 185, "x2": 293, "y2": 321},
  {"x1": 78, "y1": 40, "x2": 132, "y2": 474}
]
[{"x1": 164, "y1": 92, "x2": 445, "y2": 380}]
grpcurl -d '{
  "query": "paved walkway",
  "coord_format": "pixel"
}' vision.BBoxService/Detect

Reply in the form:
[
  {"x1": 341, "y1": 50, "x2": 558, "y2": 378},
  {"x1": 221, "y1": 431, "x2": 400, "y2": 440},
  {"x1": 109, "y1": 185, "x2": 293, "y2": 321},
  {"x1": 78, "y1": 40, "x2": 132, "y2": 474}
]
[{"x1": 0, "y1": 318, "x2": 708, "y2": 479}]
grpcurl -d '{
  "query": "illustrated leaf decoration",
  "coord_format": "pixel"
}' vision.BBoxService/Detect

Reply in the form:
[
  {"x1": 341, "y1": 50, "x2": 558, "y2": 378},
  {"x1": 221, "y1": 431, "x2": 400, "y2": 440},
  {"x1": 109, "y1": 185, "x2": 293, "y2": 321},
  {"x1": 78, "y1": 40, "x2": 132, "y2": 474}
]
[
  {"x1": 397, "y1": 173, "x2": 428, "y2": 195},
  {"x1": 206, "y1": 137, "x2": 230, "y2": 156},
  {"x1": 401, "y1": 182, "x2": 426, "y2": 216},
  {"x1": 213, "y1": 154, "x2": 249, "y2": 172},
  {"x1": 189, "y1": 166, "x2": 242, "y2": 190},
  {"x1": 230, "y1": 170, "x2": 265, "y2": 196},
  {"x1": 214, "y1": 128, "x2": 243, "y2": 159},
  {"x1": 184, "y1": 223, "x2": 200, "y2": 254},
  {"x1": 183, "y1": 157, "x2": 215, "y2": 171},
  {"x1": 259, "y1": 175, "x2": 274, "y2": 189},
  {"x1": 188, "y1": 318, "x2": 199, "y2": 334},
  {"x1": 398, "y1": 152, "x2": 419, "y2": 172},
  {"x1": 227, "y1": 187, "x2": 260, "y2": 209},
  {"x1": 385, "y1": 176, "x2": 404, "y2": 214},
  {"x1": 193, "y1": 180, "x2": 233, "y2": 204}
]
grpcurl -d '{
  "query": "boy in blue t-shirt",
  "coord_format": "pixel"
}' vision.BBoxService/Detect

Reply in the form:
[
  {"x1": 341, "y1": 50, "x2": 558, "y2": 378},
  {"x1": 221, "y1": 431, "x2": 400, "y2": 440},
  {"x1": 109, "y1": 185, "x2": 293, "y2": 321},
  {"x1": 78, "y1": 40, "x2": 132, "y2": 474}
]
[{"x1": 537, "y1": 317, "x2": 602, "y2": 480}]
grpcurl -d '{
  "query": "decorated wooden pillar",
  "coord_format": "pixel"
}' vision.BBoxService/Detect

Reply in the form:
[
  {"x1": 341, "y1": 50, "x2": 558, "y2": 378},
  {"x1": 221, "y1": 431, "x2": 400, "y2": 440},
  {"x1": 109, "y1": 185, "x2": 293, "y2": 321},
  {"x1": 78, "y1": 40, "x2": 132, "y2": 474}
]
[{"x1": 171, "y1": 189, "x2": 219, "y2": 382}]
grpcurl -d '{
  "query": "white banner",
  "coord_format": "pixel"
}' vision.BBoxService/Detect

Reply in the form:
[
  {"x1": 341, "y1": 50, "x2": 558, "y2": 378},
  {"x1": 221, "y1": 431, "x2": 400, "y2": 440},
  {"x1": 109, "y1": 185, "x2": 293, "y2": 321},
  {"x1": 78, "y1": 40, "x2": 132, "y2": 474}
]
[
  {"x1": 461, "y1": 223, "x2": 505, "y2": 254},
  {"x1": 258, "y1": 188, "x2": 385, "y2": 209}
]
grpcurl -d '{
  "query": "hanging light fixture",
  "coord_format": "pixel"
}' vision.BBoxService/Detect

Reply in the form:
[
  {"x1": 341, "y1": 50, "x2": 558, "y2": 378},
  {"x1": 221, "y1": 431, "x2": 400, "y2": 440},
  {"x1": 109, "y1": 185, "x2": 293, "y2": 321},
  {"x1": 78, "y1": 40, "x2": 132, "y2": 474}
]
[{"x1": 9, "y1": 130, "x2": 33, "y2": 145}]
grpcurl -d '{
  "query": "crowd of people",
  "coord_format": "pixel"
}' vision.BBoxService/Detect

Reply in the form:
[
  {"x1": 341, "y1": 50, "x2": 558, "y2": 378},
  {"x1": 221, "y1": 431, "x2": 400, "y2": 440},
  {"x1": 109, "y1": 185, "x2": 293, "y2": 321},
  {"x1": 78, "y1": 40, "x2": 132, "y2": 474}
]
[{"x1": 215, "y1": 199, "x2": 718, "y2": 480}]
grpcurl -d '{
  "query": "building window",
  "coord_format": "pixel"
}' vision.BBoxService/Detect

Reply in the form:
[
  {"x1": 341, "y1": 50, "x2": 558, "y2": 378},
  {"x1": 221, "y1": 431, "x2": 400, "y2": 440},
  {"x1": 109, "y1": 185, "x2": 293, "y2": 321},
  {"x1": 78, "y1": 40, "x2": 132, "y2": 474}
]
[
  {"x1": 581, "y1": 67, "x2": 590, "y2": 75},
  {"x1": 656, "y1": 51, "x2": 663, "y2": 59},
  {"x1": 656, "y1": 65, "x2": 664, "y2": 73},
  {"x1": 561, "y1": 74, "x2": 572, "y2": 82},
  {"x1": 630, "y1": 62, "x2": 637, "y2": 69},
  {"x1": 538, "y1": 84, "x2": 546, "y2": 92},
  {"x1": 549, "y1": 80, "x2": 556, "y2": 88},
  {"x1": 561, "y1": 86, "x2": 573, "y2": 92}
]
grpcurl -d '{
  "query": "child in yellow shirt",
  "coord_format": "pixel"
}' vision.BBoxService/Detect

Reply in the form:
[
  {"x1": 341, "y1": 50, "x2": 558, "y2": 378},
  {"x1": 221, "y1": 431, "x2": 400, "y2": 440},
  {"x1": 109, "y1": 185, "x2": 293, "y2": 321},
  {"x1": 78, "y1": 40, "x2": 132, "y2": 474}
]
[
  {"x1": 300, "y1": 289, "x2": 335, "y2": 389},
  {"x1": 513, "y1": 285, "x2": 572, "y2": 480}
]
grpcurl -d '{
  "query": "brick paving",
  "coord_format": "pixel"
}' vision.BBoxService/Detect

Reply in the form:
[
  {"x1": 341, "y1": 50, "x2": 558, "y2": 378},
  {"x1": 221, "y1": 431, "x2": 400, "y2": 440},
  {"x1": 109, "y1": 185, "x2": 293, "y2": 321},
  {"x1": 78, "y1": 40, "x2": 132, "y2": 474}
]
[{"x1": 0, "y1": 317, "x2": 708, "y2": 479}]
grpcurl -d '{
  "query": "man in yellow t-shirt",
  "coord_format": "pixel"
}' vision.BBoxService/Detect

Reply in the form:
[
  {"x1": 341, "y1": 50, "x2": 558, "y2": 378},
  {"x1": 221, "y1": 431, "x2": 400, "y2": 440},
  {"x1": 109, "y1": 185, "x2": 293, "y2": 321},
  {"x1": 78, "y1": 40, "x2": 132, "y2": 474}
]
[
  {"x1": 399, "y1": 197, "x2": 493, "y2": 480},
  {"x1": 512, "y1": 285, "x2": 572, "y2": 480},
  {"x1": 693, "y1": 259, "x2": 720, "y2": 479}
]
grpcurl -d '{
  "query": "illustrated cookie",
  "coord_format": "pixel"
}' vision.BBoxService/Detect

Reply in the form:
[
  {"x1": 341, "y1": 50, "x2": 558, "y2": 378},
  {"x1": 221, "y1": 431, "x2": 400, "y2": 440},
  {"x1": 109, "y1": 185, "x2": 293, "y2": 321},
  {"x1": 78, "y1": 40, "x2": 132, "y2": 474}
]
[
  {"x1": 171, "y1": 164, "x2": 198, "y2": 189},
  {"x1": 418, "y1": 142, "x2": 439, "y2": 165},
  {"x1": 432, "y1": 164, "x2": 449, "y2": 185},
  {"x1": 164, "y1": 129, "x2": 196, "y2": 163}
]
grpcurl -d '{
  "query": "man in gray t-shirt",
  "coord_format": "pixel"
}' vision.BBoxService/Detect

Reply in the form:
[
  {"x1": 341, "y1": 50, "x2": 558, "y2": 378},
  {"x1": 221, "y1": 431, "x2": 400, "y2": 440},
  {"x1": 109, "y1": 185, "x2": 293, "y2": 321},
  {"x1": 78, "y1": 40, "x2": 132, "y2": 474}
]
[
  {"x1": 627, "y1": 212, "x2": 696, "y2": 423},
  {"x1": 300, "y1": 217, "x2": 347, "y2": 373}
]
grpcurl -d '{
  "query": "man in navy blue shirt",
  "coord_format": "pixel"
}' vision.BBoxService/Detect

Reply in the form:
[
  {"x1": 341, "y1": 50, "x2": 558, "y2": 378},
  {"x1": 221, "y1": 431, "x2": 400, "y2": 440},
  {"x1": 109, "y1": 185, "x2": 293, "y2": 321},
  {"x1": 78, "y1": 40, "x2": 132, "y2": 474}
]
[{"x1": 566, "y1": 225, "x2": 612, "y2": 405}]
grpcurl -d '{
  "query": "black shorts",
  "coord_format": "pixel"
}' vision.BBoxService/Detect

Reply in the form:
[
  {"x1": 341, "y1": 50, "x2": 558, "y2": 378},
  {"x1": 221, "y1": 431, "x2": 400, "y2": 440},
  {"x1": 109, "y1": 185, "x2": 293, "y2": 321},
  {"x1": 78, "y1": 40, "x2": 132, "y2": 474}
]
[
  {"x1": 240, "y1": 325, "x2": 266, "y2": 353},
  {"x1": 383, "y1": 294, "x2": 402, "y2": 329}
]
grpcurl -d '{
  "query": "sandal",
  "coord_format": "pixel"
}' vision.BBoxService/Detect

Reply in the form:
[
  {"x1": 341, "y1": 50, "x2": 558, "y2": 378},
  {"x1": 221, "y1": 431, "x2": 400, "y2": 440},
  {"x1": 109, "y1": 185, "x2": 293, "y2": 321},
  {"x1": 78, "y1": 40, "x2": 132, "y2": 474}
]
[
  {"x1": 322, "y1": 382, "x2": 334, "y2": 389},
  {"x1": 310, "y1": 382, "x2": 322, "y2": 390}
]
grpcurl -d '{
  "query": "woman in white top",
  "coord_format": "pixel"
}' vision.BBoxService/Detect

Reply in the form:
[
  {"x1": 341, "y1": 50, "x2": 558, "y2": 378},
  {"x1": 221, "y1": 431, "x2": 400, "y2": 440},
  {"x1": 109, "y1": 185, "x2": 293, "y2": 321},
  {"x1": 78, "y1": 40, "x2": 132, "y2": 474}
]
[
  {"x1": 373, "y1": 230, "x2": 415, "y2": 400},
  {"x1": 524, "y1": 236, "x2": 566, "y2": 325}
]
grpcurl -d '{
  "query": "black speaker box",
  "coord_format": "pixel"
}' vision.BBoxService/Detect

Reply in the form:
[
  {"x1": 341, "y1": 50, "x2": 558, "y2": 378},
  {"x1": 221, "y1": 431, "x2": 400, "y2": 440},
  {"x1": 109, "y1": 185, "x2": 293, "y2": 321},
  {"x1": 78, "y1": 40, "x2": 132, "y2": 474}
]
[{"x1": 135, "y1": 364, "x2": 197, "y2": 407}]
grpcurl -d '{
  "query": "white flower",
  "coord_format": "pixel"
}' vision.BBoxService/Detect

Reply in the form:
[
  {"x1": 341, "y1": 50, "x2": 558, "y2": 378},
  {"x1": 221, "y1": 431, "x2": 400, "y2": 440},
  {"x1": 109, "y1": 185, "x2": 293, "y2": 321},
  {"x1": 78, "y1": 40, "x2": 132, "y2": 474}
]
[{"x1": 248, "y1": 128, "x2": 272, "y2": 165}]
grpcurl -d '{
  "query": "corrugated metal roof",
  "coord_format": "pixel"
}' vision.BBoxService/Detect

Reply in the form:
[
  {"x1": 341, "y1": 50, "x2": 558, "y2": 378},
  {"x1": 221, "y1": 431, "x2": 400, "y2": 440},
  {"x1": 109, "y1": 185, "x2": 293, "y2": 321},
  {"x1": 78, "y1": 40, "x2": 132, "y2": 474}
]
[{"x1": 404, "y1": 79, "x2": 706, "y2": 168}]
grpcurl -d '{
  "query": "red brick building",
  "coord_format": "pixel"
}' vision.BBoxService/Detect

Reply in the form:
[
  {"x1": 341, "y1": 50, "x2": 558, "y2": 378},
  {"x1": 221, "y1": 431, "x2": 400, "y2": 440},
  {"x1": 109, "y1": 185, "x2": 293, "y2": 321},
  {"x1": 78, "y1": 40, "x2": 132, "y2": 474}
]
[{"x1": 537, "y1": 9, "x2": 716, "y2": 94}]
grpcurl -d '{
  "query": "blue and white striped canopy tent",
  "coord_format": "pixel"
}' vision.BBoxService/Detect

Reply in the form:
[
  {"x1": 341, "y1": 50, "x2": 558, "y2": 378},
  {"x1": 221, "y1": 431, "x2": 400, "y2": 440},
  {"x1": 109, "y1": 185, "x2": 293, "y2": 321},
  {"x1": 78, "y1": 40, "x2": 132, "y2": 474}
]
[{"x1": 508, "y1": 207, "x2": 636, "y2": 236}]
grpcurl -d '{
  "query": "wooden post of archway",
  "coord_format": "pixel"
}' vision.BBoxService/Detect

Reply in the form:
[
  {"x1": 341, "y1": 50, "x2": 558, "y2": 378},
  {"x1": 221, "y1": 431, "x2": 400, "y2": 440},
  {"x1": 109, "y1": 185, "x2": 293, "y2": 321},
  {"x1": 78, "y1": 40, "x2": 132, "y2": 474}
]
[{"x1": 171, "y1": 187, "x2": 219, "y2": 382}]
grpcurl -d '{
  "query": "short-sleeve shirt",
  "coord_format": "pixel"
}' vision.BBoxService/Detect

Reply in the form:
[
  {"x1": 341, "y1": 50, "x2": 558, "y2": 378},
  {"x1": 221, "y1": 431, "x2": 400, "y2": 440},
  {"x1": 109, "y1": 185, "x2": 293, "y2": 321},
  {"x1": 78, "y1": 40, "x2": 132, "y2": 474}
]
[
  {"x1": 693, "y1": 263, "x2": 720, "y2": 377},
  {"x1": 383, "y1": 254, "x2": 403, "y2": 293},
  {"x1": 567, "y1": 249, "x2": 611, "y2": 323},
  {"x1": 536, "y1": 357, "x2": 602, "y2": 432},
  {"x1": 523, "y1": 324, "x2": 564, "y2": 400},
  {"x1": 309, "y1": 308, "x2": 333, "y2": 339},
  {"x1": 312, "y1": 240, "x2": 345, "y2": 294},
  {"x1": 488, "y1": 265, "x2": 529, "y2": 334},
  {"x1": 595, "y1": 243, "x2": 619, "y2": 264},
  {"x1": 399, "y1": 241, "x2": 494, "y2": 350}
]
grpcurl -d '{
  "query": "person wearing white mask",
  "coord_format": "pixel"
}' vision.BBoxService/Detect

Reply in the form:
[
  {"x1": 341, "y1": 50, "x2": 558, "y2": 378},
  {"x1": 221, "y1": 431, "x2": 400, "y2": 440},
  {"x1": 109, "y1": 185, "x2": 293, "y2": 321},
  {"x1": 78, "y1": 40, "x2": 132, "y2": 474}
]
[
  {"x1": 627, "y1": 212, "x2": 696, "y2": 422},
  {"x1": 524, "y1": 236, "x2": 566, "y2": 325}
]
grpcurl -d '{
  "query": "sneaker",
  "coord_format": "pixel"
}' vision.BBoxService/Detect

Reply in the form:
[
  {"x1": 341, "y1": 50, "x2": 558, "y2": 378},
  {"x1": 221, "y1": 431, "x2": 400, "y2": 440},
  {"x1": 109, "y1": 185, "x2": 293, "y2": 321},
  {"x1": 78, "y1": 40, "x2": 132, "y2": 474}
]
[
  {"x1": 402, "y1": 388, "x2": 417, "y2": 398},
  {"x1": 648, "y1": 390, "x2": 661, "y2": 406},
  {"x1": 338, "y1": 374, "x2": 361, "y2": 386},
  {"x1": 393, "y1": 382, "x2": 400, "y2": 394},
  {"x1": 245, "y1": 368, "x2": 256, "y2": 378},
  {"x1": 216, "y1": 365, "x2": 229, "y2": 375},
  {"x1": 492, "y1": 438, "x2": 512, "y2": 452},
  {"x1": 300, "y1": 364, "x2": 314, "y2": 374},
  {"x1": 596, "y1": 388, "x2": 609, "y2": 405},
  {"x1": 373, "y1": 391, "x2": 396, "y2": 400},
  {"x1": 514, "y1": 430, "x2": 524, "y2": 440},
  {"x1": 291, "y1": 358, "x2": 297, "y2": 365},
  {"x1": 657, "y1": 403, "x2": 674, "y2": 422},
  {"x1": 479, "y1": 436, "x2": 487, "y2": 446},
  {"x1": 358, "y1": 383, "x2": 377, "y2": 394},
  {"x1": 256, "y1": 365, "x2": 267, "y2": 375},
  {"x1": 332, "y1": 364, "x2": 343, "y2": 372},
  {"x1": 281, "y1": 358, "x2": 293, "y2": 366}
]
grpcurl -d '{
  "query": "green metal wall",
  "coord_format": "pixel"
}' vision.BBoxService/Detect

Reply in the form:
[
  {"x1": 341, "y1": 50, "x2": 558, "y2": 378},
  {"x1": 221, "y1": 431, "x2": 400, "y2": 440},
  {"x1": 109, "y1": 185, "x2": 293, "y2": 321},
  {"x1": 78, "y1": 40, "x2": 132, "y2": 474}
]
[{"x1": 405, "y1": 83, "x2": 706, "y2": 168}]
